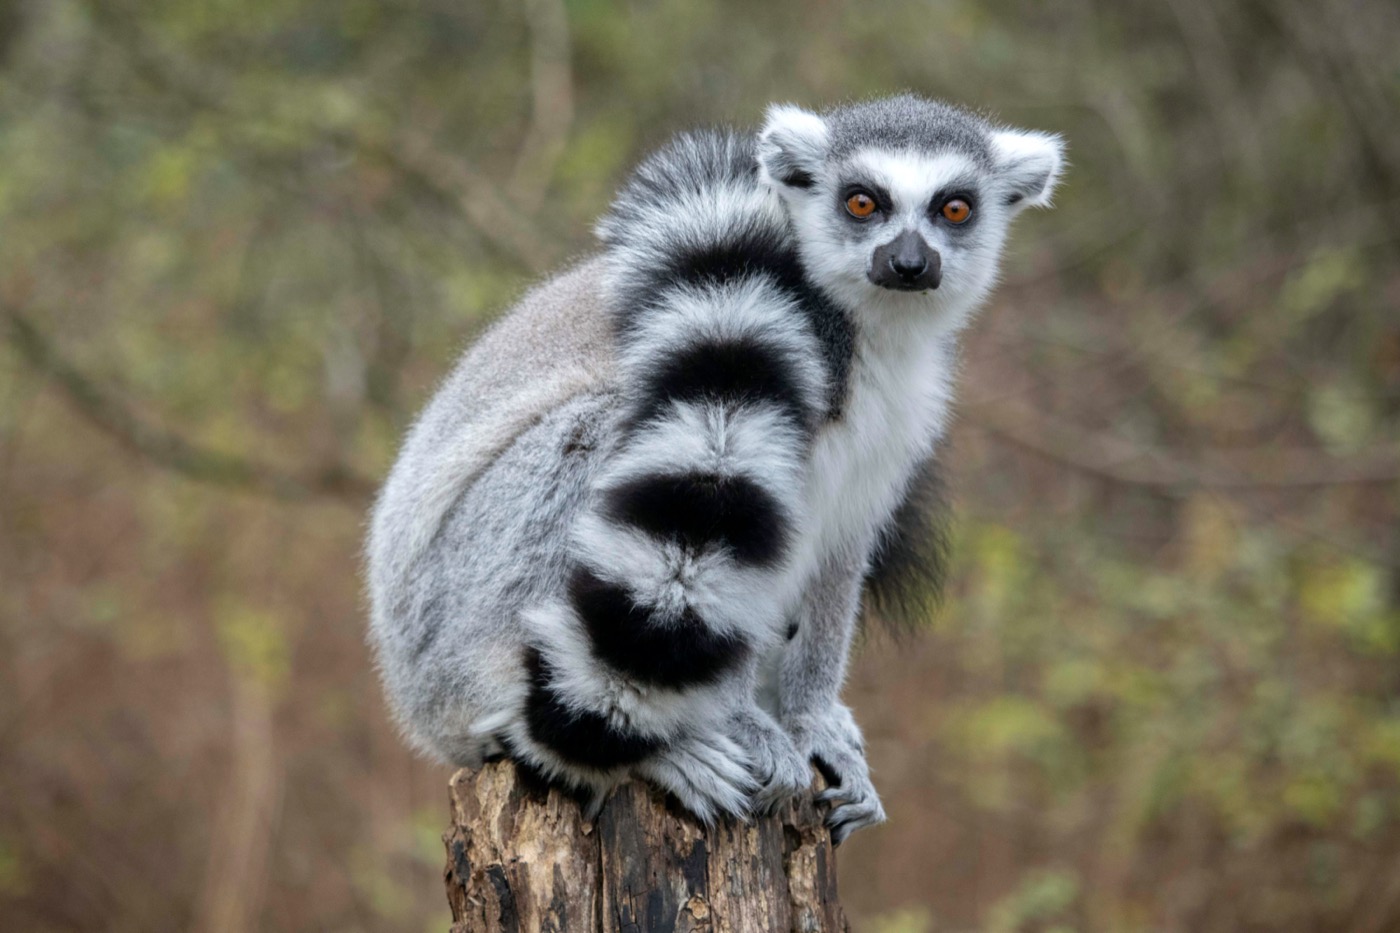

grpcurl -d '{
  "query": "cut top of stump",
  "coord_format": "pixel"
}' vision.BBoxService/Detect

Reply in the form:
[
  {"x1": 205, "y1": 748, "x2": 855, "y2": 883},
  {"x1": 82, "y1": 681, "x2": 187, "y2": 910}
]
[{"x1": 443, "y1": 760, "x2": 849, "y2": 933}]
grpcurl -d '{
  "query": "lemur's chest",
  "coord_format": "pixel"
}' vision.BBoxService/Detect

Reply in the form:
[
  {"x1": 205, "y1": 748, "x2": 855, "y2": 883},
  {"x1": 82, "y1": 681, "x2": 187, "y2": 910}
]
[{"x1": 804, "y1": 330, "x2": 955, "y2": 564}]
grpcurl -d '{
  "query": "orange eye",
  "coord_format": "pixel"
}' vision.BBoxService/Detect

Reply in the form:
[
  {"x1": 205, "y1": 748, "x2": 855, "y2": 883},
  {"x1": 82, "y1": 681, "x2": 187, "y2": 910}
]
[
  {"x1": 940, "y1": 198, "x2": 972, "y2": 224},
  {"x1": 845, "y1": 192, "x2": 877, "y2": 218}
]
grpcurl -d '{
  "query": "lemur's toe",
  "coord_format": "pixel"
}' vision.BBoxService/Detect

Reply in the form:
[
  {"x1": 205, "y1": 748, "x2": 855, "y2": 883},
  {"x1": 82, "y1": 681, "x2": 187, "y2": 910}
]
[
  {"x1": 750, "y1": 740, "x2": 811, "y2": 810},
  {"x1": 754, "y1": 764, "x2": 809, "y2": 813},
  {"x1": 637, "y1": 730, "x2": 758, "y2": 825},
  {"x1": 826, "y1": 797, "x2": 887, "y2": 845}
]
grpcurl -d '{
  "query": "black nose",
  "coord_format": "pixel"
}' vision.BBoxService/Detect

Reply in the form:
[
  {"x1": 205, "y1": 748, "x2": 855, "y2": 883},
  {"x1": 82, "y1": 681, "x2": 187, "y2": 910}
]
[
  {"x1": 868, "y1": 230, "x2": 942, "y2": 291},
  {"x1": 890, "y1": 253, "x2": 927, "y2": 280}
]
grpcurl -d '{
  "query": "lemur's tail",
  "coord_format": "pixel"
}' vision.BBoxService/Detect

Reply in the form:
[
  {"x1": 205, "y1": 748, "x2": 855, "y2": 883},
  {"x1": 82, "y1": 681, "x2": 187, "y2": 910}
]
[{"x1": 499, "y1": 131, "x2": 835, "y2": 807}]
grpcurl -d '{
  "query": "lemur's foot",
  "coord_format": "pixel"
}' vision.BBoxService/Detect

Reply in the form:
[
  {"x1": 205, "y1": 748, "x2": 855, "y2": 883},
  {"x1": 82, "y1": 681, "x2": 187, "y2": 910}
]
[
  {"x1": 636, "y1": 729, "x2": 758, "y2": 825},
  {"x1": 728, "y1": 706, "x2": 811, "y2": 813},
  {"x1": 791, "y1": 704, "x2": 887, "y2": 844}
]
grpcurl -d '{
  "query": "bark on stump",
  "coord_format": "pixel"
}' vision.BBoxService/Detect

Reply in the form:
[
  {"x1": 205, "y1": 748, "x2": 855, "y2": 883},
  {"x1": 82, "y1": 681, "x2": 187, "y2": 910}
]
[{"x1": 443, "y1": 760, "x2": 849, "y2": 932}]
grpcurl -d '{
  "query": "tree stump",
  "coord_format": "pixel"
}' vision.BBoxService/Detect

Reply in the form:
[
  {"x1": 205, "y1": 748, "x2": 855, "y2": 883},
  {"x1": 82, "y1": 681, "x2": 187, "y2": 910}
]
[{"x1": 443, "y1": 760, "x2": 849, "y2": 932}]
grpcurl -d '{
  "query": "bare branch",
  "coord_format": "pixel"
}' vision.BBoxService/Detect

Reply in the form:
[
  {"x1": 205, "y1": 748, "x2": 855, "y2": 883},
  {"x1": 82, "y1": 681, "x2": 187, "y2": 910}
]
[
  {"x1": 1161, "y1": 0, "x2": 1265, "y2": 180},
  {"x1": 353, "y1": 129, "x2": 560, "y2": 275},
  {"x1": 508, "y1": 0, "x2": 575, "y2": 214},
  {"x1": 965, "y1": 399, "x2": 1400, "y2": 491},
  {"x1": 75, "y1": 0, "x2": 562, "y2": 274},
  {"x1": 3, "y1": 308, "x2": 375, "y2": 505}
]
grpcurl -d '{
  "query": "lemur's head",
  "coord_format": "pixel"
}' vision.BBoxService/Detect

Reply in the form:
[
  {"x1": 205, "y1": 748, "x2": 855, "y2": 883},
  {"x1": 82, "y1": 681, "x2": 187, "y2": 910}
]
[{"x1": 757, "y1": 94, "x2": 1063, "y2": 325}]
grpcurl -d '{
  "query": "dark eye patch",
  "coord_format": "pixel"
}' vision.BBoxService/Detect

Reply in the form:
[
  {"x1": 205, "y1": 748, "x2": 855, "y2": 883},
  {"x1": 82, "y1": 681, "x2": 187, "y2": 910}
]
[
  {"x1": 927, "y1": 178, "x2": 981, "y2": 227},
  {"x1": 836, "y1": 179, "x2": 893, "y2": 216}
]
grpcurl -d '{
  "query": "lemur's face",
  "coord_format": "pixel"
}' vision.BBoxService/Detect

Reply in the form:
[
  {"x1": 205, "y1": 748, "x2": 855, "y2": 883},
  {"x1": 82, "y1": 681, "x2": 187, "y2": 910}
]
[{"x1": 757, "y1": 96, "x2": 1063, "y2": 326}]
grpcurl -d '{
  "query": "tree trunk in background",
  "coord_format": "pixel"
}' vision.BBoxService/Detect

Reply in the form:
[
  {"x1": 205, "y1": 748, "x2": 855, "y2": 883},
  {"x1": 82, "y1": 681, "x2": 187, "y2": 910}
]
[{"x1": 443, "y1": 761, "x2": 849, "y2": 932}]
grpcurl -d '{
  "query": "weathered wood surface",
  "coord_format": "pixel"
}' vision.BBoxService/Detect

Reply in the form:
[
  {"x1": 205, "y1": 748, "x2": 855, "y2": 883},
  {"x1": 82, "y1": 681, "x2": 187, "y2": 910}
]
[{"x1": 443, "y1": 760, "x2": 849, "y2": 932}]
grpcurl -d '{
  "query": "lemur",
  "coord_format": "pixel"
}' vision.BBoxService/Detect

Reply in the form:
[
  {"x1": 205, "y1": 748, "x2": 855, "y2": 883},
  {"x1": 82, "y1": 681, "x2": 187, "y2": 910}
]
[{"x1": 366, "y1": 94, "x2": 1063, "y2": 843}]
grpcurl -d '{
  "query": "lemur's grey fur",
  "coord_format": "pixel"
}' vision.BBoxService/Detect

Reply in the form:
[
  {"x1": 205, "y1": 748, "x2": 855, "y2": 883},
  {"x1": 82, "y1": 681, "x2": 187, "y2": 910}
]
[{"x1": 366, "y1": 94, "x2": 1064, "y2": 842}]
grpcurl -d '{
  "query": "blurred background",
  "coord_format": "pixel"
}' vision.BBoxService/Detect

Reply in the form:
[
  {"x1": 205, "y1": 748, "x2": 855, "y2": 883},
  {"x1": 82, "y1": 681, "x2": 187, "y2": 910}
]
[{"x1": 1, "y1": 0, "x2": 1398, "y2": 930}]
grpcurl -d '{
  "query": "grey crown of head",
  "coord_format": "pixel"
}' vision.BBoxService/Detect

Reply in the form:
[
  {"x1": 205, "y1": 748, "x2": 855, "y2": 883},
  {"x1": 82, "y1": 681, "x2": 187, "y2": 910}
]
[{"x1": 818, "y1": 94, "x2": 995, "y2": 166}]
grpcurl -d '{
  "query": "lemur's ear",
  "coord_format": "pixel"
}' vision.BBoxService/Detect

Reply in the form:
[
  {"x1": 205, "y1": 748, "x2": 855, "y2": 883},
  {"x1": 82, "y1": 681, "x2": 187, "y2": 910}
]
[
  {"x1": 758, "y1": 104, "x2": 829, "y2": 191},
  {"x1": 991, "y1": 129, "x2": 1065, "y2": 209}
]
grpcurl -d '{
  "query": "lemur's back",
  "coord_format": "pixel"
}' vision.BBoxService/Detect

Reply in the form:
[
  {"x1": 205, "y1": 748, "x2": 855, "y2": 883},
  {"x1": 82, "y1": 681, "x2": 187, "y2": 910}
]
[
  {"x1": 367, "y1": 258, "x2": 615, "y2": 625},
  {"x1": 366, "y1": 259, "x2": 620, "y2": 756}
]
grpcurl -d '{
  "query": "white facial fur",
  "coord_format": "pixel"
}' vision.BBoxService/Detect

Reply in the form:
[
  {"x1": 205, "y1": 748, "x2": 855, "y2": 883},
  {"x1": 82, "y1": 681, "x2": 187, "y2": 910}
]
[{"x1": 757, "y1": 103, "x2": 1064, "y2": 334}]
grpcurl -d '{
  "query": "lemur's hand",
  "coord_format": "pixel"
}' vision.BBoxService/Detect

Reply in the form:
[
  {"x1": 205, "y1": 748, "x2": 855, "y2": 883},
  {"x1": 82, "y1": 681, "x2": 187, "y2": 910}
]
[
  {"x1": 728, "y1": 706, "x2": 812, "y2": 813},
  {"x1": 788, "y1": 703, "x2": 886, "y2": 844}
]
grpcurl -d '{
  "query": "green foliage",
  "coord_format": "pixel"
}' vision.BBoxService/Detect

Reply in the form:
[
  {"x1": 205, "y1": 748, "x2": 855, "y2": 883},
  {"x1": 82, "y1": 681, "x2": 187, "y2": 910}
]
[
  {"x1": 938, "y1": 516, "x2": 1400, "y2": 837},
  {"x1": 0, "y1": 836, "x2": 28, "y2": 899},
  {"x1": 215, "y1": 600, "x2": 291, "y2": 693},
  {"x1": 864, "y1": 906, "x2": 934, "y2": 933},
  {"x1": 986, "y1": 869, "x2": 1080, "y2": 933}
]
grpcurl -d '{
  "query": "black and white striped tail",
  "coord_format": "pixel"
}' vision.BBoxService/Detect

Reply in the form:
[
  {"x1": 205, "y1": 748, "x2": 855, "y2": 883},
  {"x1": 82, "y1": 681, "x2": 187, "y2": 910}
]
[{"x1": 506, "y1": 130, "x2": 847, "y2": 784}]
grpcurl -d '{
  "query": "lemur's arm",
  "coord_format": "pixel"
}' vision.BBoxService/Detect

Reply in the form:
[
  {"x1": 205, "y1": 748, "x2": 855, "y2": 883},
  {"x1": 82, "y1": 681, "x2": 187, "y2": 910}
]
[
  {"x1": 775, "y1": 546, "x2": 888, "y2": 843},
  {"x1": 778, "y1": 548, "x2": 865, "y2": 725}
]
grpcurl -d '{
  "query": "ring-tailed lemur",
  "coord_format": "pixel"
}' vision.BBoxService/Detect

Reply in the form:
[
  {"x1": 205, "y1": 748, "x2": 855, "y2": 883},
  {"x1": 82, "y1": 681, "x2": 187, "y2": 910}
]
[{"x1": 366, "y1": 94, "x2": 1063, "y2": 842}]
